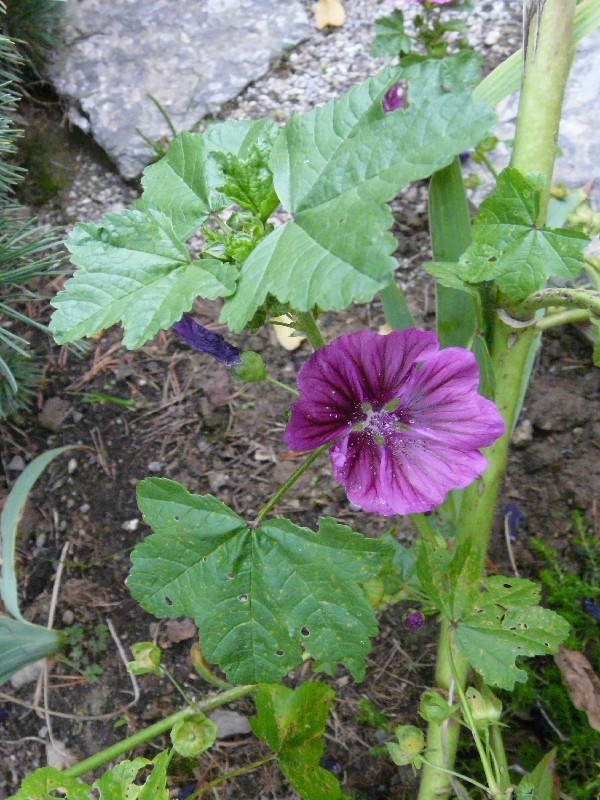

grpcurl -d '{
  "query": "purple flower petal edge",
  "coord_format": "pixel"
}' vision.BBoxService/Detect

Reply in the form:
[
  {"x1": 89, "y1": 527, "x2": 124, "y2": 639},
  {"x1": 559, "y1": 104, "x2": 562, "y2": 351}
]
[
  {"x1": 285, "y1": 329, "x2": 505, "y2": 516},
  {"x1": 172, "y1": 315, "x2": 242, "y2": 367}
]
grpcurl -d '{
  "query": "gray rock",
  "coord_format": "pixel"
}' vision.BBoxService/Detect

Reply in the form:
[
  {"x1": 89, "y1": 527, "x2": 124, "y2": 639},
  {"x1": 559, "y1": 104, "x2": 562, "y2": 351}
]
[
  {"x1": 49, "y1": 0, "x2": 310, "y2": 178},
  {"x1": 468, "y1": 28, "x2": 600, "y2": 207}
]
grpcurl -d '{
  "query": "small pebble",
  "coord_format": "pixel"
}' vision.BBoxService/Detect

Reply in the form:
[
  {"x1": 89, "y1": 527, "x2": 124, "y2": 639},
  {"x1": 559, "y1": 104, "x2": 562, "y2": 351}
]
[
  {"x1": 62, "y1": 610, "x2": 75, "y2": 625},
  {"x1": 147, "y1": 461, "x2": 163, "y2": 473},
  {"x1": 122, "y1": 518, "x2": 140, "y2": 532},
  {"x1": 67, "y1": 458, "x2": 78, "y2": 474}
]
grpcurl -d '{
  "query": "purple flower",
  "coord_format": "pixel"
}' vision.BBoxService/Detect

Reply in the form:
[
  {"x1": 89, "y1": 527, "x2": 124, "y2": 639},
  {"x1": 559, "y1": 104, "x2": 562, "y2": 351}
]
[
  {"x1": 404, "y1": 610, "x2": 425, "y2": 630},
  {"x1": 383, "y1": 83, "x2": 405, "y2": 113},
  {"x1": 582, "y1": 599, "x2": 600, "y2": 623},
  {"x1": 503, "y1": 503, "x2": 524, "y2": 542},
  {"x1": 172, "y1": 315, "x2": 242, "y2": 367},
  {"x1": 285, "y1": 329, "x2": 505, "y2": 516}
]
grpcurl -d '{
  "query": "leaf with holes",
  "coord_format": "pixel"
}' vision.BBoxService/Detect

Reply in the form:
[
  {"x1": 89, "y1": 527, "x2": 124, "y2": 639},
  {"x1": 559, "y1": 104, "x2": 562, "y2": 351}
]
[
  {"x1": 417, "y1": 543, "x2": 569, "y2": 690},
  {"x1": 50, "y1": 209, "x2": 237, "y2": 348},
  {"x1": 250, "y1": 683, "x2": 346, "y2": 800},
  {"x1": 8, "y1": 768, "x2": 92, "y2": 800},
  {"x1": 128, "y1": 478, "x2": 391, "y2": 684},
  {"x1": 454, "y1": 168, "x2": 589, "y2": 301},
  {"x1": 94, "y1": 750, "x2": 170, "y2": 799},
  {"x1": 221, "y1": 61, "x2": 495, "y2": 331}
]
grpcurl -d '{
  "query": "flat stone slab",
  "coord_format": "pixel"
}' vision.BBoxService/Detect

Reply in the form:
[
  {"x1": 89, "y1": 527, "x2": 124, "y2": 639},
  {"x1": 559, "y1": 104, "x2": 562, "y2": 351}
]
[{"x1": 50, "y1": 0, "x2": 310, "y2": 178}]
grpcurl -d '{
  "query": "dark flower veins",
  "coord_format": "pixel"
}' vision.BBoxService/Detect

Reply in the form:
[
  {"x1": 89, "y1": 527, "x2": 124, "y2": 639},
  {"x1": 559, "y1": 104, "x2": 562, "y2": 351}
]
[{"x1": 285, "y1": 328, "x2": 505, "y2": 516}]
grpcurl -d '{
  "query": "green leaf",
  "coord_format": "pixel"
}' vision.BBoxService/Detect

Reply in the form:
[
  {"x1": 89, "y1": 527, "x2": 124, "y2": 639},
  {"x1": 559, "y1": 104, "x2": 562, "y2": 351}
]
[
  {"x1": 138, "y1": 120, "x2": 277, "y2": 240},
  {"x1": 417, "y1": 544, "x2": 569, "y2": 689},
  {"x1": 221, "y1": 64, "x2": 495, "y2": 331},
  {"x1": 1, "y1": 446, "x2": 75, "y2": 621},
  {"x1": 212, "y1": 125, "x2": 280, "y2": 221},
  {"x1": 250, "y1": 683, "x2": 346, "y2": 800},
  {"x1": 0, "y1": 616, "x2": 65, "y2": 686},
  {"x1": 401, "y1": 51, "x2": 484, "y2": 100},
  {"x1": 50, "y1": 210, "x2": 237, "y2": 348},
  {"x1": 516, "y1": 749, "x2": 559, "y2": 800},
  {"x1": 8, "y1": 767, "x2": 91, "y2": 800},
  {"x1": 456, "y1": 168, "x2": 589, "y2": 301},
  {"x1": 371, "y1": 10, "x2": 412, "y2": 57},
  {"x1": 93, "y1": 751, "x2": 170, "y2": 800},
  {"x1": 129, "y1": 478, "x2": 390, "y2": 684}
]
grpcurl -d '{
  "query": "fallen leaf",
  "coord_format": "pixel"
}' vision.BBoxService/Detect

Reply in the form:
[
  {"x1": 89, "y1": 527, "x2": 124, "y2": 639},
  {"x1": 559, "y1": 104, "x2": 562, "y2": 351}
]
[
  {"x1": 163, "y1": 618, "x2": 197, "y2": 646},
  {"x1": 315, "y1": 0, "x2": 346, "y2": 29},
  {"x1": 272, "y1": 315, "x2": 306, "y2": 351},
  {"x1": 554, "y1": 646, "x2": 600, "y2": 731}
]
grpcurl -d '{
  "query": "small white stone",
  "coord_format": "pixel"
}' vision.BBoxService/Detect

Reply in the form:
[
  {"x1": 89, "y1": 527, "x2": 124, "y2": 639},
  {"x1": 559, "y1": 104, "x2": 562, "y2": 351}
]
[
  {"x1": 67, "y1": 458, "x2": 78, "y2": 474},
  {"x1": 122, "y1": 518, "x2": 140, "y2": 532}
]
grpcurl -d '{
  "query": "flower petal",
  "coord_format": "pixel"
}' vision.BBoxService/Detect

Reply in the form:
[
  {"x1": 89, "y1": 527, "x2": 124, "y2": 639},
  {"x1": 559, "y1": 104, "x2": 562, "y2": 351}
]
[
  {"x1": 285, "y1": 328, "x2": 439, "y2": 451},
  {"x1": 400, "y1": 347, "x2": 505, "y2": 448},
  {"x1": 172, "y1": 316, "x2": 242, "y2": 366}
]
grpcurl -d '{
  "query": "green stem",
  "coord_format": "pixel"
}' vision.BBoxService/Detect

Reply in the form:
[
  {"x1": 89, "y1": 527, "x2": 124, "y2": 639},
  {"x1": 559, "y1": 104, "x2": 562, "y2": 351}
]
[
  {"x1": 418, "y1": 3, "x2": 577, "y2": 798},
  {"x1": 516, "y1": 287, "x2": 600, "y2": 318},
  {"x1": 511, "y1": 0, "x2": 576, "y2": 224},
  {"x1": 191, "y1": 754, "x2": 276, "y2": 798},
  {"x1": 265, "y1": 375, "x2": 300, "y2": 396},
  {"x1": 254, "y1": 445, "x2": 328, "y2": 525},
  {"x1": 410, "y1": 513, "x2": 440, "y2": 546},
  {"x1": 489, "y1": 723, "x2": 511, "y2": 792},
  {"x1": 536, "y1": 308, "x2": 591, "y2": 330},
  {"x1": 418, "y1": 758, "x2": 493, "y2": 796},
  {"x1": 63, "y1": 685, "x2": 254, "y2": 779},
  {"x1": 295, "y1": 311, "x2": 326, "y2": 350},
  {"x1": 379, "y1": 279, "x2": 415, "y2": 331}
]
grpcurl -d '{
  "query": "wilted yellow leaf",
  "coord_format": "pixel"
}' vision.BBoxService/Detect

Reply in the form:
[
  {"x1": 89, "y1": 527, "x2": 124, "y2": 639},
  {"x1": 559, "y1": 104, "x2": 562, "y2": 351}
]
[
  {"x1": 315, "y1": 0, "x2": 346, "y2": 29},
  {"x1": 272, "y1": 314, "x2": 306, "y2": 351}
]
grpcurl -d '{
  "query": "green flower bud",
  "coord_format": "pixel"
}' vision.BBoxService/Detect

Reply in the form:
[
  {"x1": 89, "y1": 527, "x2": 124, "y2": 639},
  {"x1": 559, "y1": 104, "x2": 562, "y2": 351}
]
[
  {"x1": 170, "y1": 714, "x2": 218, "y2": 757},
  {"x1": 127, "y1": 641, "x2": 162, "y2": 676},
  {"x1": 231, "y1": 351, "x2": 267, "y2": 383},
  {"x1": 386, "y1": 725, "x2": 425, "y2": 767},
  {"x1": 465, "y1": 686, "x2": 502, "y2": 729},
  {"x1": 419, "y1": 690, "x2": 458, "y2": 723}
]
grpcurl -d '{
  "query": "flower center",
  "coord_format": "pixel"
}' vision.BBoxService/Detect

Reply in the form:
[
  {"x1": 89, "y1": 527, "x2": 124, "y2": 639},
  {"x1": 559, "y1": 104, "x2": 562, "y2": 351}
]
[{"x1": 354, "y1": 401, "x2": 411, "y2": 443}]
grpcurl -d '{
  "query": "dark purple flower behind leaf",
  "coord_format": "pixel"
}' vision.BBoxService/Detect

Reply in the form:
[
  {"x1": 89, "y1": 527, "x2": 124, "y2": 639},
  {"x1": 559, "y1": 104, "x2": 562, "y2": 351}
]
[
  {"x1": 172, "y1": 315, "x2": 242, "y2": 367},
  {"x1": 383, "y1": 83, "x2": 405, "y2": 113},
  {"x1": 582, "y1": 599, "x2": 600, "y2": 623},
  {"x1": 404, "y1": 611, "x2": 425, "y2": 630},
  {"x1": 503, "y1": 503, "x2": 524, "y2": 542}
]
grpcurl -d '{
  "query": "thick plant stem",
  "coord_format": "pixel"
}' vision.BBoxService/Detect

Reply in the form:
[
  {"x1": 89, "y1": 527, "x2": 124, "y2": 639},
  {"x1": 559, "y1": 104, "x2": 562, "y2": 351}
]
[
  {"x1": 64, "y1": 685, "x2": 254, "y2": 779},
  {"x1": 296, "y1": 310, "x2": 326, "y2": 349},
  {"x1": 417, "y1": 3, "x2": 576, "y2": 798},
  {"x1": 512, "y1": 0, "x2": 576, "y2": 222}
]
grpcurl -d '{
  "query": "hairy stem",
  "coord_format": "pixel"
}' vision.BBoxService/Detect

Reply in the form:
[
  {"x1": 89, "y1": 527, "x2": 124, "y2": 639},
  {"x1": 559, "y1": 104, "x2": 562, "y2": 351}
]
[
  {"x1": 63, "y1": 685, "x2": 254, "y2": 779},
  {"x1": 295, "y1": 310, "x2": 326, "y2": 349},
  {"x1": 254, "y1": 445, "x2": 328, "y2": 524},
  {"x1": 417, "y1": 2, "x2": 576, "y2": 798}
]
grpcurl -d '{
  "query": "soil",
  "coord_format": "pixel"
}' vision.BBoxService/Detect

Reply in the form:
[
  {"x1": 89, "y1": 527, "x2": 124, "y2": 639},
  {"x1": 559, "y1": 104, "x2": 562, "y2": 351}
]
[{"x1": 1, "y1": 12, "x2": 599, "y2": 799}]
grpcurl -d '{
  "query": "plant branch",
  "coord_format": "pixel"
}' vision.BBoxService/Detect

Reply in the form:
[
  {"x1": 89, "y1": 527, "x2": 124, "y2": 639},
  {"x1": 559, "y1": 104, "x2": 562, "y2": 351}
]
[
  {"x1": 295, "y1": 311, "x2": 326, "y2": 349},
  {"x1": 191, "y1": 754, "x2": 276, "y2": 798},
  {"x1": 63, "y1": 685, "x2": 255, "y2": 779}
]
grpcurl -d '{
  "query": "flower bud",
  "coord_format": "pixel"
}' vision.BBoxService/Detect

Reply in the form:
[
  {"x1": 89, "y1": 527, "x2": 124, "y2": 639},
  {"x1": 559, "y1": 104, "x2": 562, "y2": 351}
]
[
  {"x1": 127, "y1": 641, "x2": 162, "y2": 676},
  {"x1": 386, "y1": 725, "x2": 425, "y2": 767},
  {"x1": 231, "y1": 351, "x2": 267, "y2": 383},
  {"x1": 465, "y1": 686, "x2": 502, "y2": 729},
  {"x1": 170, "y1": 714, "x2": 218, "y2": 757},
  {"x1": 419, "y1": 690, "x2": 458, "y2": 723}
]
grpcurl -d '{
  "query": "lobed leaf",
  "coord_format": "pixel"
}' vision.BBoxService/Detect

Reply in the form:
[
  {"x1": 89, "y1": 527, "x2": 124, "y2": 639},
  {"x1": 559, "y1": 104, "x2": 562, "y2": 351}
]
[
  {"x1": 371, "y1": 10, "x2": 412, "y2": 57},
  {"x1": 221, "y1": 62, "x2": 495, "y2": 331},
  {"x1": 138, "y1": 120, "x2": 277, "y2": 240},
  {"x1": 455, "y1": 168, "x2": 589, "y2": 301},
  {"x1": 250, "y1": 683, "x2": 346, "y2": 800},
  {"x1": 128, "y1": 478, "x2": 390, "y2": 684},
  {"x1": 50, "y1": 210, "x2": 237, "y2": 348},
  {"x1": 7, "y1": 768, "x2": 91, "y2": 800}
]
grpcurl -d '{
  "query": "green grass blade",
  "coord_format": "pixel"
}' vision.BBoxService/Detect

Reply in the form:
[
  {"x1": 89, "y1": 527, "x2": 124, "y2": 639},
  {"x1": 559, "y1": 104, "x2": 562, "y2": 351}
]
[
  {"x1": 0, "y1": 616, "x2": 65, "y2": 685},
  {"x1": 0, "y1": 445, "x2": 75, "y2": 620},
  {"x1": 379, "y1": 279, "x2": 415, "y2": 330}
]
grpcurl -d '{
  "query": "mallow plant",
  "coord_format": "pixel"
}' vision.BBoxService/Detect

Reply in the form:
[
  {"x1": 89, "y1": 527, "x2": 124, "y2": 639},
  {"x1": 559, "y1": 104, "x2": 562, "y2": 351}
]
[{"x1": 6, "y1": 0, "x2": 600, "y2": 797}]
